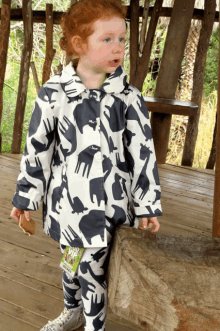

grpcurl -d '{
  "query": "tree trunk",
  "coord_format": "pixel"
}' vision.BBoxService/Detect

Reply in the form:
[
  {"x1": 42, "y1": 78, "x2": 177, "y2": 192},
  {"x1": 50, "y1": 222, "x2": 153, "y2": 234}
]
[
  {"x1": 178, "y1": 25, "x2": 201, "y2": 101},
  {"x1": 11, "y1": 0, "x2": 33, "y2": 154},
  {"x1": 108, "y1": 226, "x2": 220, "y2": 331},
  {"x1": 42, "y1": 3, "x2": 56, "y2": 85},
  {"x1": 150, "y1": 0, "x2": 196, "y2": 164},
  {"x1": 181, "y1": 0, "x2": 216, "y2": 167},
  {"x1": 0, "y1": 0, "x2": 11, "y2": 153},
  {"x1": 206, "y1": 111, "x2": 217, "y2": 169}
]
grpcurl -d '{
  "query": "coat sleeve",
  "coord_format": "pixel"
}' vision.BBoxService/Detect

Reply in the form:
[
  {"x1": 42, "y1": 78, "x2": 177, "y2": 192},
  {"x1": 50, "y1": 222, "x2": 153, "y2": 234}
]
[
  {"x1": 12, "y1": 86, "x2": 57, "y2": 211},
  {"x1": 123, "y1": 91, "x2": 163, "y2": 218}
]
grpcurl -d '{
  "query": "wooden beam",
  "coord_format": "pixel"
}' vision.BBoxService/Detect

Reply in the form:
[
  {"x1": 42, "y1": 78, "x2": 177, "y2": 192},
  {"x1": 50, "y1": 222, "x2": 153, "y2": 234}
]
[
  {"x1": 42, "y1": 3, "x2": 56, "y2": 85},
  {"x1": 212, "y1": 0, "x2": 220, "y2": 238},
  {"x1": 11, "y1": 0, "x2": 33, "y2": 154},
  {"x1": 150, "y1": 0, "x2": 196, "y2": 164},
  {"x1": 145, "y1": 97, "x2": 198, "y2": 116},
  {"x1": 0, "y1": 7, "x2": 219, "y2": 24},
  {"x1": 130, "y1": 0, "x2": 163, "y2": 91},
  {"x1": 182, "y1": 0, "x2": 216, "y2": 167},
  {"x1": 0, "y1": 0, "x2": 11, "y2": 153}
]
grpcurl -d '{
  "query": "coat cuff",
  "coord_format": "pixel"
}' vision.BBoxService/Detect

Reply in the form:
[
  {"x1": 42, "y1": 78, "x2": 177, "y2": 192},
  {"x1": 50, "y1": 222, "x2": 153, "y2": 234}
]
[
  {"x1": 134, "y1": 203, "x2": 163, "y2": 218},
  {"x1": 12, "y1": 192, "x2": 41, "y2": 211}
]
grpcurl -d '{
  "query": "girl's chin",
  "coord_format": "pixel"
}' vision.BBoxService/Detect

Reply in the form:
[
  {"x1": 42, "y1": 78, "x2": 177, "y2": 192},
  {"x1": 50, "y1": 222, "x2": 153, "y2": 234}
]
[{"x1": 107, "y1": 63, "x2": 120, "y2": 70}]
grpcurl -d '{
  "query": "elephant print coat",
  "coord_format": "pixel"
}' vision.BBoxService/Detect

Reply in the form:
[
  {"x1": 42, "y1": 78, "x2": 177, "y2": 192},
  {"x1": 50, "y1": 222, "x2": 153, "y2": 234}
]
[{"x1": 12, "y1": 61, "x2": 163, "y2": 248}]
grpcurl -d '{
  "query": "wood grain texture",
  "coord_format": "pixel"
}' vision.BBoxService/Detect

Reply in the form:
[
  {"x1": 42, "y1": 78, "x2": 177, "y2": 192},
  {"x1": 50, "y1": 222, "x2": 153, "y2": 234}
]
[{"x1": 108, "y1": 227, "x2": 220, "y2": 330}]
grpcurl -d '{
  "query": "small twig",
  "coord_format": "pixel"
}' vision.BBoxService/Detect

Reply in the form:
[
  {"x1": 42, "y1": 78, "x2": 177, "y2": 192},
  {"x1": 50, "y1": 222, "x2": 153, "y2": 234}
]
[
  {"x1": 30, "y1": 61, "x2": 40, "y2": 94},
  {"x1": 3, "y1": 82, "x2": 18, "y2": 93}
]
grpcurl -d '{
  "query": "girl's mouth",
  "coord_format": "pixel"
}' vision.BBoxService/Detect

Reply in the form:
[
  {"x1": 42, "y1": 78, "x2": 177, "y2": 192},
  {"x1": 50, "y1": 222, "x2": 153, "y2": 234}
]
[{"x1": 109, "y1": 59, "x2": 119, "y2": 67}]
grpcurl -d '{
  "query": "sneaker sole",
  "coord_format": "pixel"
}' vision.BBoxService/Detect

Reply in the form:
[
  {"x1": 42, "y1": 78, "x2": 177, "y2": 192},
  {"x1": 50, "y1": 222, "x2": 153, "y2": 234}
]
[{"x1": 68, "y1": 319, "x2": 84, "y2": 331}]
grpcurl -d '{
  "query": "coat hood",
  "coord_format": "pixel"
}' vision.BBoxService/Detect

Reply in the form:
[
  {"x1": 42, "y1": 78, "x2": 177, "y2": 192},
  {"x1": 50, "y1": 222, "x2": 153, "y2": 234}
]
[{"x1": 60, "y1": 61, "x2": 128, "y2": 98}]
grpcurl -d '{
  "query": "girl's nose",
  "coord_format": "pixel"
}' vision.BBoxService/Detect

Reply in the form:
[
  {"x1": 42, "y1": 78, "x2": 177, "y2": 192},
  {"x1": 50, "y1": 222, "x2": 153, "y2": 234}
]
[{"x1": 113, "y1": 41, "x2": 124, "y2": 53}]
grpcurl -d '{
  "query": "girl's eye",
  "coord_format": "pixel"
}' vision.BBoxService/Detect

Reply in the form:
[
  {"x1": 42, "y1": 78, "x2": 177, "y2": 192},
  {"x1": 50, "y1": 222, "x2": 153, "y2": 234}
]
[{"x1": 104, "y1": 37, "x2": 125, "y2": 43}]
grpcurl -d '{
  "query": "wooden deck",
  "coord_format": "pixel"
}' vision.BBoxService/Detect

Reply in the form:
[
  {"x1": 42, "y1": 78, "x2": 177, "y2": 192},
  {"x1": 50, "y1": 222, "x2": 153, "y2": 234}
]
[{"x1": 0, "y1": 153, "x2": 215, "y2": 330}]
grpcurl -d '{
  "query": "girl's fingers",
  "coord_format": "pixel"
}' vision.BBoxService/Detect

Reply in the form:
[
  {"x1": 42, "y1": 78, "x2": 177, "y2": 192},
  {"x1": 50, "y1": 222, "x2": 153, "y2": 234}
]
[
  {"x1": 24, "y1": 211, "x2": 31, "y2": 221},
  {"x1": 10, "y1": 207, "x2": 20, "y2": 222},
  {"x1": 138, "y1": 217, "x2": 160, "y2": 233},
  {"x1": 151, "y1": 222, "x2": 160, "y2": 233}
]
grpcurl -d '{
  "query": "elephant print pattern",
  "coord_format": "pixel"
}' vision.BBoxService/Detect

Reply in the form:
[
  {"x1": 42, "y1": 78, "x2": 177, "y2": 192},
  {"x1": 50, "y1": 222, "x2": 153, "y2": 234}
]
[
  {"x1": 60, "y1": 226, "x2": 113, "y2": 331},
  {"x1": 12, "y1": 62, "x2": 163, "y2": 248}
]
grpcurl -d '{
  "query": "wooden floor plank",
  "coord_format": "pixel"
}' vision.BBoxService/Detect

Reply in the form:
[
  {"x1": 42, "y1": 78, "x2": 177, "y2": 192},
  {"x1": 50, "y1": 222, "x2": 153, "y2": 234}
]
[
  {"x1": 0, "y1": 153, "x2": 218, "y2": 330},
  {"x1": 0, "y1": 247, "x2": 62, "y2": 287},
  {"x1": 0, "y1": 299, "x2": 49, "y2": 330},
  {"x1": 161, "y1": 162, "x2": 215, "y2": 176},
  {"x1": 0, "y1": 265, "x2": 63, "y2": 299},
  {"x1": 0, "y1": 225, "x2": 61, "y2": 262},
  {"x1": 0, "y1": 153, "x2": 23, "y2": 162},
  {"x1": 0, "y1": 311, "x2": 38, "y2": 331},
  {"x1": 0, "y1": 275, "x2": 64, "y2": 318},
  {"x1": 0, "y1": 238, "x2": 61, "y2": 271}
]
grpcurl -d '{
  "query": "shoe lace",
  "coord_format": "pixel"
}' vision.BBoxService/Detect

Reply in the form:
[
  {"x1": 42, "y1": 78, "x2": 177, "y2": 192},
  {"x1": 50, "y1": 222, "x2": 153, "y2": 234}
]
[{"x1": 47, "y1": 307, "x2": 83, "y2": 328}]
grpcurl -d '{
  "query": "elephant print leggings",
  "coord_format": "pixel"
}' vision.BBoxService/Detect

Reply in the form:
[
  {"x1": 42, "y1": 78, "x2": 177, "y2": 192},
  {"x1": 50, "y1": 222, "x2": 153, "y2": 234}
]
[{"x1": 60, "y1": 228, "x2": 113, "y2": 331}]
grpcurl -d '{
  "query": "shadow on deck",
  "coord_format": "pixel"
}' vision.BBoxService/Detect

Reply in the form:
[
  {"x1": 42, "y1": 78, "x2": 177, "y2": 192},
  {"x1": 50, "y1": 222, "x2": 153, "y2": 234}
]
[{"x1": 0, "y1": 153, "x2": 215, "y2": 330}]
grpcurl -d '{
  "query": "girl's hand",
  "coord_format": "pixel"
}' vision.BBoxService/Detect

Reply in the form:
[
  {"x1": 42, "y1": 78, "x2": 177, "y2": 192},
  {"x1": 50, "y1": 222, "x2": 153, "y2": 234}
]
[
  {"x1": 138, "y1": 217, "x2": 160, "y2": 233},
  {"x1": 10, "y1": 207, "x2": 31, "y2": 222}
]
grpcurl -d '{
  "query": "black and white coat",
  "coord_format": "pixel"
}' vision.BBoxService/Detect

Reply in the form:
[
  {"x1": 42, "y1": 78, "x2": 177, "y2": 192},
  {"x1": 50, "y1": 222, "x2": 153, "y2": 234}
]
[{"x1": 12, "y1": 62, "x2": 163, "y2": 248}]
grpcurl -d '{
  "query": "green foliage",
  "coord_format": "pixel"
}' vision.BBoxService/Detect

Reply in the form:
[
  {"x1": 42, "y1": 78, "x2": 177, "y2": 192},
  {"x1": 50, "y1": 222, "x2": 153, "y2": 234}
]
[{"x1": 203, "y1": 27, "x2": 219, "y2": 99}]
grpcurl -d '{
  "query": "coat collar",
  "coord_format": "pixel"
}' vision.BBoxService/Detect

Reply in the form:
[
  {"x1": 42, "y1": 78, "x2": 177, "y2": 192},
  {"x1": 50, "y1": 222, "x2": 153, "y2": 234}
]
[{"x1": 60, "y1": 61, "x2": 128, "y2": 98}]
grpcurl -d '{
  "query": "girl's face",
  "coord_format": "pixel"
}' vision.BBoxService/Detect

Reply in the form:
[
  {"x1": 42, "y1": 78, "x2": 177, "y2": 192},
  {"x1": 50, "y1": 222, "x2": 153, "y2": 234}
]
[{"x1": 75, "y1": 16, "x2": 126, "y2": 75}]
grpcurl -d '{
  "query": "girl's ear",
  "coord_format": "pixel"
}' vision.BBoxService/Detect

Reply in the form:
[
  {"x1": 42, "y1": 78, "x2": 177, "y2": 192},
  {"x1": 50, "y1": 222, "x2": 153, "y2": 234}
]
[{"x1": 71, "y1": 35, "x2": 87, "y2": 56}]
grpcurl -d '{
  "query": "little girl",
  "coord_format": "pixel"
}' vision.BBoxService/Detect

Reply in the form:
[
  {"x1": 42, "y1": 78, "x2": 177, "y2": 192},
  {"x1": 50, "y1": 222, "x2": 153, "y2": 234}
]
[{"x1": 10, "y1": 0, "x2": 163, "y2": 330}]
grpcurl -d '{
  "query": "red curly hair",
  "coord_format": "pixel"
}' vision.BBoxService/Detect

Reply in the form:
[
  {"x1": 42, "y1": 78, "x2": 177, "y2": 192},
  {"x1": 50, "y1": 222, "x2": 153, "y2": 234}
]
[{"x1": 59, "y1": 0, "x2": 128, "y2": 65}]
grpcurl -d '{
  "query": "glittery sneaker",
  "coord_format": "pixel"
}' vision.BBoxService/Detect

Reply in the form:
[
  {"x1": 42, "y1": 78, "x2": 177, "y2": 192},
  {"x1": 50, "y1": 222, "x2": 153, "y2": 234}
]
[{"x1": 40, "y1": 306, "x2": 84, "y2": 331}]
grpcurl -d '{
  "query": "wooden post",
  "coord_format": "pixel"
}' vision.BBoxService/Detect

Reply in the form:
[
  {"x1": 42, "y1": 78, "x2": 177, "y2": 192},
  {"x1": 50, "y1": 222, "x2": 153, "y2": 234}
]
[
  {"x1": 30, "y1": 61, "x2": 40, "y2": 95},
  {"x1": 129, "y1": 0, "x2": 139, "y2": 82},
  {"x1": 0, "y1": 0, "x2": 11, "y2": 153},
  {"x1": 42, "y1": 4, "x2": 56, "y2": 85},
  {"x1": 181, "y1": 0, "x2": 216, "y2": 167},
  {"x1": 206, "y1": 111, "x2": 217, "y2": 169},
  {"x1": 71, "y1": 0, "x2": 77, "y2": 7},
  {"x1": 11, "y1": 0, "x2": 33, "y2": 154},
  {"x1": 150, "y1": 0, "x2": 196, "y2": 164},
  {"x1": 212, "y1": 0, "x2": 220, "y2": 238},
  {"x1": 130, "y1": 0, "x2": 163, "y2": 92}
]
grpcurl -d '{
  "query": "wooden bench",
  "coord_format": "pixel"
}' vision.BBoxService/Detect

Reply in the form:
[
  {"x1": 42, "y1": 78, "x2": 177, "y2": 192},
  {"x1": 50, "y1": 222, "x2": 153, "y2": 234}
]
[
  {"x1": 107, "y1": 226, "x2": 220, "y2": 331},
  {"x1": 144, "y1": 96, "x2": 199, "y2": 116}
]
